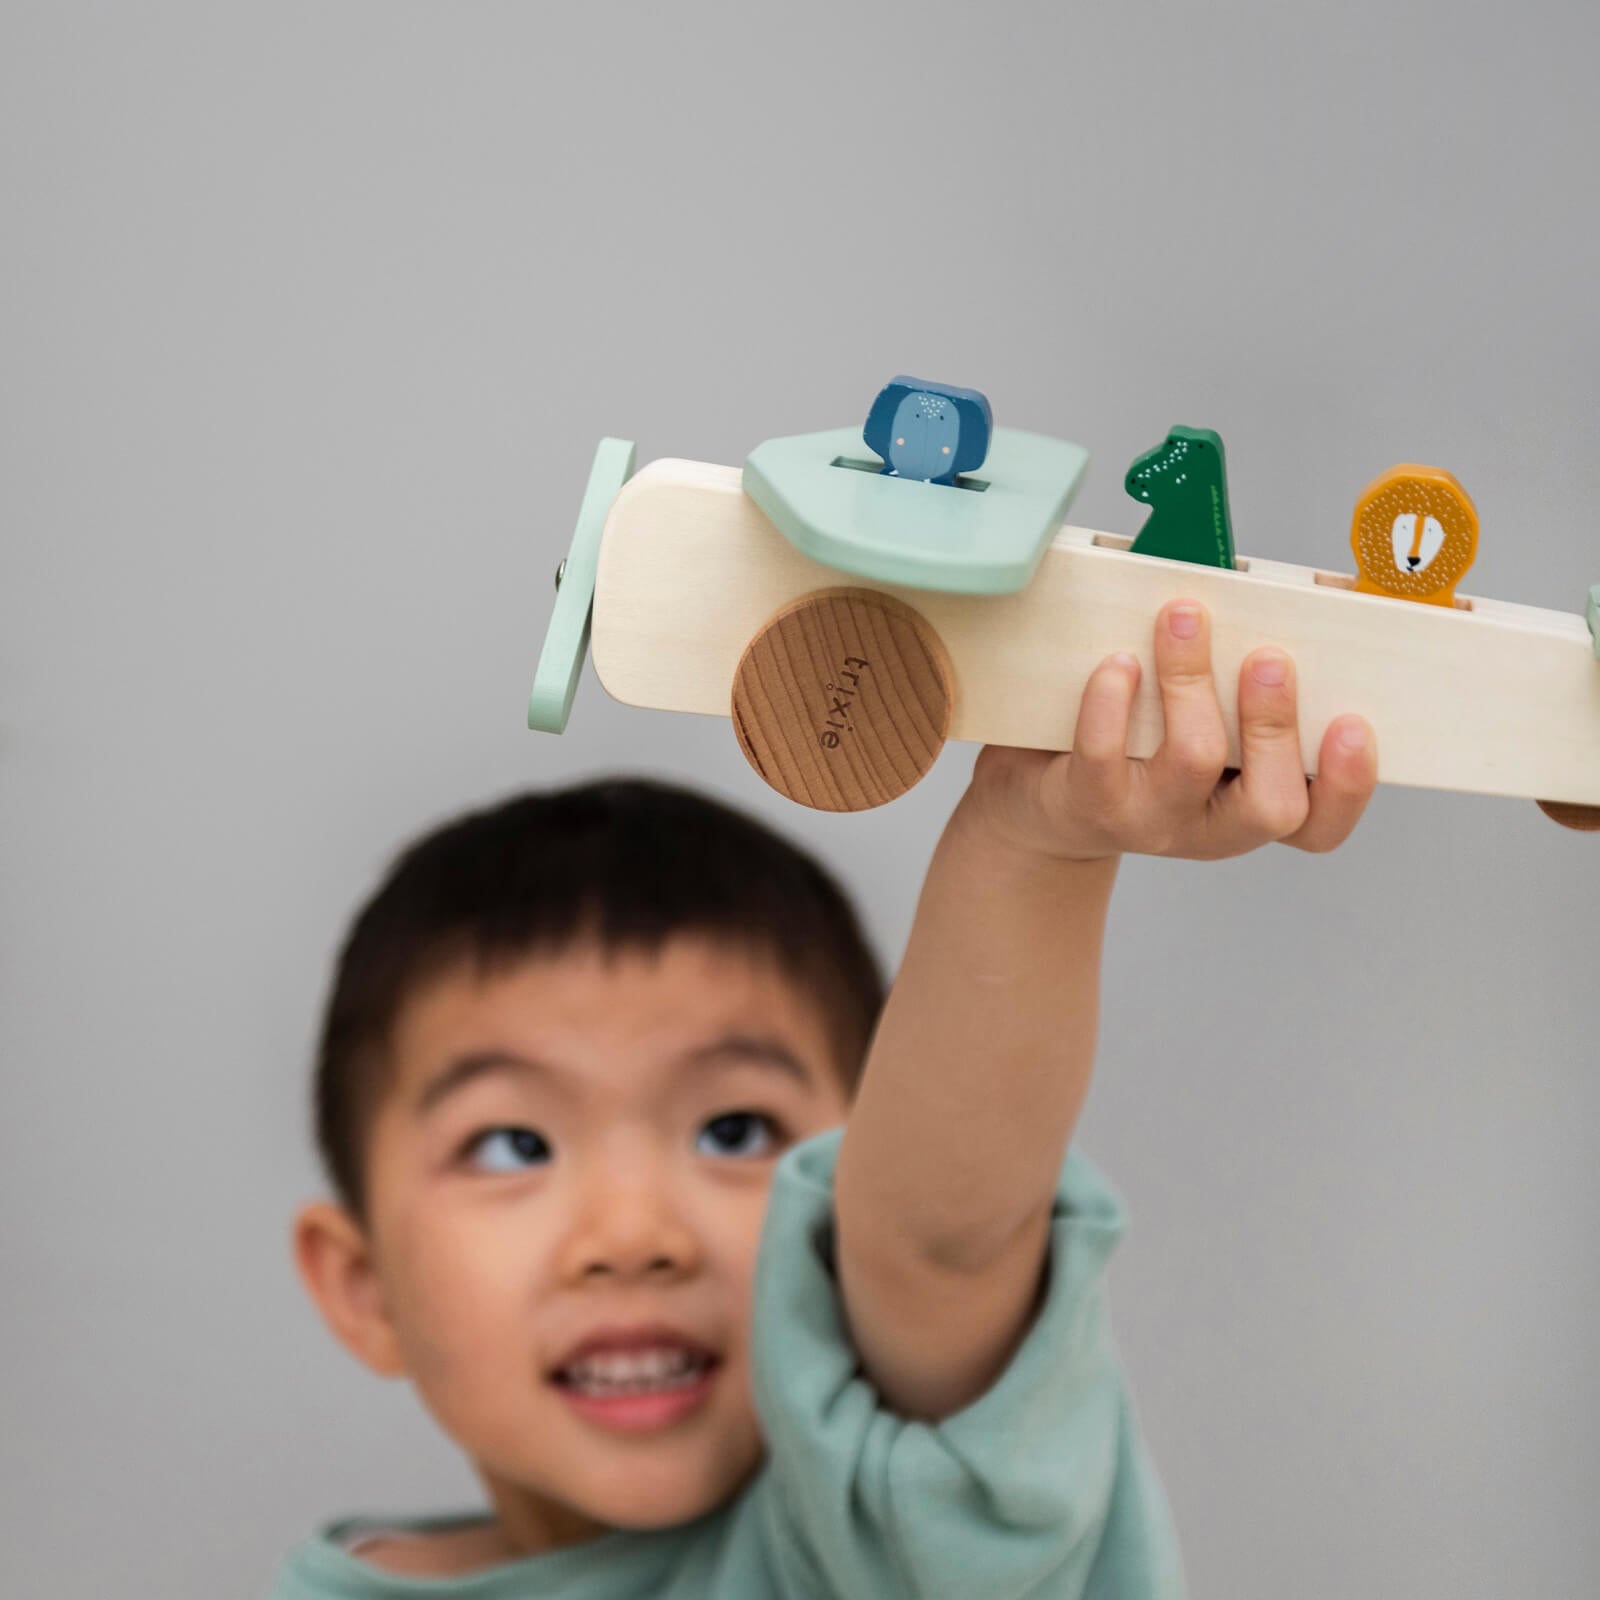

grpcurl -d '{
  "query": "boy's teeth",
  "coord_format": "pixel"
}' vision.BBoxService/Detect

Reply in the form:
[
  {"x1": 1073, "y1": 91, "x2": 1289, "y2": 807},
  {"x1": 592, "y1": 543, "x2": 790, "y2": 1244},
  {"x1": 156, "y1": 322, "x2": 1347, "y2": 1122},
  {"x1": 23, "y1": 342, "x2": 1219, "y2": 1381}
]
[{"x1": 562, "y1": 1345, "x2": 709, "y2": 1392}]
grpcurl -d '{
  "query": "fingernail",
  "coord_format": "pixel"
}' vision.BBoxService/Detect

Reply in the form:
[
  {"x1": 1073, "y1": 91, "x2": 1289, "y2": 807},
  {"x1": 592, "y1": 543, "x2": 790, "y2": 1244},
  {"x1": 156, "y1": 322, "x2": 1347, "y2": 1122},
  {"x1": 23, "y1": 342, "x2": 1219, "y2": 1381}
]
[
  {"x1": 1169, "y1": 606, "x2": 1199, "y2": 639},
  {"x1": 1338, "y1": 722, "x2": 1368, "y2": 752},
  {"x1": 1251, "y1": 654, "x2": 1286, "y2": 687},
  {"x1": 1111, "y1": 652, "x2": 1139, "y2": 674}
]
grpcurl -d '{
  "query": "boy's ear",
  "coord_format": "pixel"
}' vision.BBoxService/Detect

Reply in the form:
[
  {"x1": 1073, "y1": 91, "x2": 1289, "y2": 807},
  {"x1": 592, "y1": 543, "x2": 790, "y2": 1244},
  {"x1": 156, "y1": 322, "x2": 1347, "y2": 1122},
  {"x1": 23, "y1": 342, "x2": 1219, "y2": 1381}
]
[{"x1": 292, "y1": 1201, "x2": 408, "y2": 1379}]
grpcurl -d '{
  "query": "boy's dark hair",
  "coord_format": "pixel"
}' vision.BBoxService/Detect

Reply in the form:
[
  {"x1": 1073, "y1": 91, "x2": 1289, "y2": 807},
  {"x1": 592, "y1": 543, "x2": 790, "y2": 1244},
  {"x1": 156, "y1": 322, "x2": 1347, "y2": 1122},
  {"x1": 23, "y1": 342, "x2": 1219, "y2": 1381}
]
[{"x1": 314, "y1": 777, "x2": 885, "y2": 1221}]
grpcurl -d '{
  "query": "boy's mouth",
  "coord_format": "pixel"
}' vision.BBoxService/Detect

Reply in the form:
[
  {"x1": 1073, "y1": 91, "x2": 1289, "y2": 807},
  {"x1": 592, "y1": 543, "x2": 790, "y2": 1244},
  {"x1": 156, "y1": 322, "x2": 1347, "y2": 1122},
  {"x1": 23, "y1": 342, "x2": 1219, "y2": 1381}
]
[
  {"x1": 549, "y1": 1321, "x2": 721, "y2": 1389},
  {"x1": 549, "y1": 1345, "x2": 723, "y2": 1432},
  {"x1": 552, "y1": 1344, "x2": 719, "y2": 1397}
]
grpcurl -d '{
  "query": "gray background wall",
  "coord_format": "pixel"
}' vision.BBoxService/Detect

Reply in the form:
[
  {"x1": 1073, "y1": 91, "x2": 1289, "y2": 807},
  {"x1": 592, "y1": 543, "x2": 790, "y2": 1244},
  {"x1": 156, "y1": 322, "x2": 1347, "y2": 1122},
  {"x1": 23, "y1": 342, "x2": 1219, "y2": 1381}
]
[{"x1": 4, "y1": 3, "x2": 1598, "y2": 1595}]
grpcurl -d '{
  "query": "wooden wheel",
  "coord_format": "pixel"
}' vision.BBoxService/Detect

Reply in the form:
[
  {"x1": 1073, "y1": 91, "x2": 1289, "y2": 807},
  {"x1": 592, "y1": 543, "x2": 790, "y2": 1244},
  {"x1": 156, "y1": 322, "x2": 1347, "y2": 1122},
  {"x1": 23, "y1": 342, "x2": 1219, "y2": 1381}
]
[
  {"x1": 1535, "y1": 799, "x2": 1600, "y2": 831},
  {"x1": 730, "y1": 587, "x2": 955, "y2": 811}
]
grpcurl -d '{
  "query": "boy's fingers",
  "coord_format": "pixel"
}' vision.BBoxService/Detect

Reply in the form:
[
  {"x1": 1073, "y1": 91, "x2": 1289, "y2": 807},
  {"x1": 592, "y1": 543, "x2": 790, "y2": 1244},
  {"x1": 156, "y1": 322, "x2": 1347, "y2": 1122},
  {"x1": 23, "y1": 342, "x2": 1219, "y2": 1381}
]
[
  {"x1": 1067, "y1": 654, "x2": 1139, "y2": 817},
  {"x1": 1146, "y1": 601, "x2": 1230, "y2": 806},
  {"x1": 1283, "y1": 717, "x2": 1379, "y2": 852},
  {"x1": 1214, "y1": 649, "x2": 1311, "y2": 843}
]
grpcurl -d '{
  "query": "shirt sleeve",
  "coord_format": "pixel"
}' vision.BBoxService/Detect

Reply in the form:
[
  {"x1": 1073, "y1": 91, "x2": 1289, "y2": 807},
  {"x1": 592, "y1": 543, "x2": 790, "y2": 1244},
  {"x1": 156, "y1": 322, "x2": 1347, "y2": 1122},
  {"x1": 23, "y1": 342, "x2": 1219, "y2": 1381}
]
[{"x1": 747, "y1": 1127, "x2": 1186, "y2": 1600}]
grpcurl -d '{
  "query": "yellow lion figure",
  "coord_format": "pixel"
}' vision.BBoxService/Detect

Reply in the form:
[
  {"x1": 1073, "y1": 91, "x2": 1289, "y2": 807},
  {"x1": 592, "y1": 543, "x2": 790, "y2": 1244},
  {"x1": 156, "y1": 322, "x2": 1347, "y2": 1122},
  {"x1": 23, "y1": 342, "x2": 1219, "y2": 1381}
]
[{"x1": 1350, "y1": 464, "x2": 1479, "y2": 609}]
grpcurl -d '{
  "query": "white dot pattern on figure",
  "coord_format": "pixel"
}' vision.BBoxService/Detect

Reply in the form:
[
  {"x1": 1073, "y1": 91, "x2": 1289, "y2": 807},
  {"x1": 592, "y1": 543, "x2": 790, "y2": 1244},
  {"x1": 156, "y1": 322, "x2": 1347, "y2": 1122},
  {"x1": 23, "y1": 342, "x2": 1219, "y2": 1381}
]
[
  {"x1": 1134, "y1": 437, "x2": 1191, "y2": 485},
  {"x1": 916, "y1": 395, "x2": 949, "y2": 420},
  {"x1": 1356, "y1": 478, "x2": 1475, "y2": 596}
]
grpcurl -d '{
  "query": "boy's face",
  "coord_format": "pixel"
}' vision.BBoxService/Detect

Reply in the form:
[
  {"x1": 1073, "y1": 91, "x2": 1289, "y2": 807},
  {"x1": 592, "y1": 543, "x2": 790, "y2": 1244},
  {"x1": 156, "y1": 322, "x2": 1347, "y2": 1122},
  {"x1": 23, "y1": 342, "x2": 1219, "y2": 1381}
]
[{"x1": 296, "y1": 934, "x2": 852, "y2": 1556}]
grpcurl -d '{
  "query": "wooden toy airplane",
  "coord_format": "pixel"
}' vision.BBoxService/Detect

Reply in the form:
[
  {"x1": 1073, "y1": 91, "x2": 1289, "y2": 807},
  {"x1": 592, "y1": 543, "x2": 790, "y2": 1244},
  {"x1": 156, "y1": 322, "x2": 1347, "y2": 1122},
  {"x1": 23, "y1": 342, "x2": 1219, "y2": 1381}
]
[{"x1": 530, "y1": 379, "x2": 1600, "y2": 829}]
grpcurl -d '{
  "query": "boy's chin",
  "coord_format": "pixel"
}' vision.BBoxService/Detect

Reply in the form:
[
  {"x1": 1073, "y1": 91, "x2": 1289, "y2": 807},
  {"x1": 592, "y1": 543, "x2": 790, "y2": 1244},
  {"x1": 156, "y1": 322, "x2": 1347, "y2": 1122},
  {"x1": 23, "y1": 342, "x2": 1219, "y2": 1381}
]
[
  {"x1": 600, "y1": 1484, "x2": 734, "y2": 1531},
  {"x1": 475, "y1": 1432, "x2": 765, "y2": 1542},
  {"x1": 588, "y1": 1442, "x2": 764, "y2": 1529}
]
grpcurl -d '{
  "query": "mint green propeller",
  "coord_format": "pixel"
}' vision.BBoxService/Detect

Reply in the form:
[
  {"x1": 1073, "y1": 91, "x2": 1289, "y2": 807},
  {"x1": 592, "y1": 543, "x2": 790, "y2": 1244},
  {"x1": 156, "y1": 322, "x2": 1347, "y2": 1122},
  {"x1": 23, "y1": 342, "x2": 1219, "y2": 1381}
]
[{"x1": 528, "y1": 438, "x2": 636, "y2": 733}]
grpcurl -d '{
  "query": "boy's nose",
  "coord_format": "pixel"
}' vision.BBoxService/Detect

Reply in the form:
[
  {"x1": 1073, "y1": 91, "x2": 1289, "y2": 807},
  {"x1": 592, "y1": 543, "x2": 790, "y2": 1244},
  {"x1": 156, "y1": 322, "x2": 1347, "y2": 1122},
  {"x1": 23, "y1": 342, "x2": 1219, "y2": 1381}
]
[{"x1": 558, "y1": 1175, "x2": 701, "y2": 1283}]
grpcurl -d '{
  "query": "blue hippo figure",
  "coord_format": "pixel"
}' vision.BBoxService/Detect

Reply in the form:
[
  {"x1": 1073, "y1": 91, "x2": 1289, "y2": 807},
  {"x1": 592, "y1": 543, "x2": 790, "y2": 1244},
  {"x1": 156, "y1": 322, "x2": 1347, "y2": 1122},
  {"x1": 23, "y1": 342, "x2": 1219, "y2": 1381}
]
[{"x1": 863, "y1": 376, "x2": 993, "y2": 485}]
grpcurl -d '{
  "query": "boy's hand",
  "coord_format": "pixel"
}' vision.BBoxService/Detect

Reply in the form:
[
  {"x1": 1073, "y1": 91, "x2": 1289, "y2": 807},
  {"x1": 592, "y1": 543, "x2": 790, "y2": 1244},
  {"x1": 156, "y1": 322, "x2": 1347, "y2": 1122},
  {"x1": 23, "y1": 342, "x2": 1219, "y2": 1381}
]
[{"x1": 966, "y1": 599, "x2": 1379, "y2": 863}]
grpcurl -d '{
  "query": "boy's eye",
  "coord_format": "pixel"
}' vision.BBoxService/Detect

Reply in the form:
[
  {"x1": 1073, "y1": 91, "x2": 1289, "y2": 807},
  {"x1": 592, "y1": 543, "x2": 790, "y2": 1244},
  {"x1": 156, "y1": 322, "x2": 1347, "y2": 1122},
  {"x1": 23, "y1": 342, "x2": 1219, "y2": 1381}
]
[
  {"x1": 460, "y1": 1113, "x2": 786, "y2": 1173},
  {"x1": 463, "y1": 1126, "x2": 549, "y2": 1172},
  {"x1": 697, "y1": 1110, "x2": 783, "y2": 1160}
]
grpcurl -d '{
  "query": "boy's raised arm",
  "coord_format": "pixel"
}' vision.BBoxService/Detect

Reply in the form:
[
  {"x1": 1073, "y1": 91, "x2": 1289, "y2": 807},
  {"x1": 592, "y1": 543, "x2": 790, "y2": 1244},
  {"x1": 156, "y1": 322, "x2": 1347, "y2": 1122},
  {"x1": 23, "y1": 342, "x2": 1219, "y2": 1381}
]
[
  {"x1": 832, "y1": 599, "x2": 1379, "y2": 1422},
  {"x1": 834, "y1": 810, "x2": 1119, "y2": 1421}
]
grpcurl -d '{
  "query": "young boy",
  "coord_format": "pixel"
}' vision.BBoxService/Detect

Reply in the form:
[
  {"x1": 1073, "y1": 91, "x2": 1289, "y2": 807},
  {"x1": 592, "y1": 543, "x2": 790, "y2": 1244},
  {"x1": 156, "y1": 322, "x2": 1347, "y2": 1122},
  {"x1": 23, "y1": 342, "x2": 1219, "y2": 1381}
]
[{"x1": 275, "y1": 601, "x2": 1378, "y2": 1597}]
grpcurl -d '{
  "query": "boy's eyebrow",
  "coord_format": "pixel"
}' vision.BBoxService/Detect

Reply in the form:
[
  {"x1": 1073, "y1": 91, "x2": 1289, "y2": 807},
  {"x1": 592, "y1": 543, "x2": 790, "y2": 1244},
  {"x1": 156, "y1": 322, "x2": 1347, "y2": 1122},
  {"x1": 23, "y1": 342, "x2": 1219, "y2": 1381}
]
[{"x1": 414, "y1": 1033, "x2": 818, "y2": 1118}]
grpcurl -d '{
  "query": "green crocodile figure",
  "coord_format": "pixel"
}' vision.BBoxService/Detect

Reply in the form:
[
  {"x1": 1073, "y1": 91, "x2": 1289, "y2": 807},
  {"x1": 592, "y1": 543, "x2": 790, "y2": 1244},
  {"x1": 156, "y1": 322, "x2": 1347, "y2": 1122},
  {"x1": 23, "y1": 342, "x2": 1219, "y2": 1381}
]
[{"x1": 1124, "y1": 425, "x2": 1237, "y2": 571}]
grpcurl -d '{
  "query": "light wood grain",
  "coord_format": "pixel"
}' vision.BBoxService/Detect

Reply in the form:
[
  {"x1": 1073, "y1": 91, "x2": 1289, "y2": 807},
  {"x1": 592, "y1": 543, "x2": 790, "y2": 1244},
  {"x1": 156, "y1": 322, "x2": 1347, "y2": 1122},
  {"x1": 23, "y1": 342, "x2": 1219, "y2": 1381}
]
[{"x1": 590, "y1": 459, "x2": 1600, "y2": 807}]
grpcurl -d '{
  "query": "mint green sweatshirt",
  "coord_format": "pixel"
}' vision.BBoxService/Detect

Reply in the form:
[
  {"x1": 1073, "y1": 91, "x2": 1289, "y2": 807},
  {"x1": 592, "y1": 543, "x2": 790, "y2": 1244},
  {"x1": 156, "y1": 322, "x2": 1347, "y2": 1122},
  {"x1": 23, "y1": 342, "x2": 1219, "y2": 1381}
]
[{"x1": 268, "y1": 1127, "x2": 1185, "y2": 1598}]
